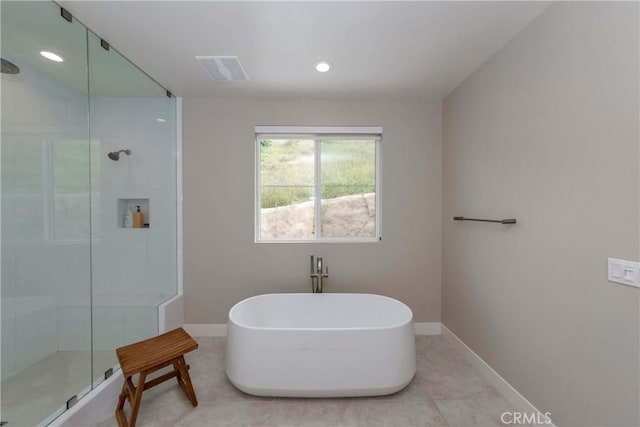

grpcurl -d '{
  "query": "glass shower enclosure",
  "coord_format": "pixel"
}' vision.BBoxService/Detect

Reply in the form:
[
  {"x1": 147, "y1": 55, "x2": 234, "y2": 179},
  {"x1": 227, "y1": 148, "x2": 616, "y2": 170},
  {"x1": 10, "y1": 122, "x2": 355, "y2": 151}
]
[{"x1": 1, "y1": 1, "x2": 178, "y2": 425}]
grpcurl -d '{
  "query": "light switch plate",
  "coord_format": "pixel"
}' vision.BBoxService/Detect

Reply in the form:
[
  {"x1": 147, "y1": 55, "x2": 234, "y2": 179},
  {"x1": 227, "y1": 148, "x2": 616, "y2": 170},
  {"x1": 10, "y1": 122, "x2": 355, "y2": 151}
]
[{"x1": 608, "y1": 258, "x2": 640, "y2": 288}]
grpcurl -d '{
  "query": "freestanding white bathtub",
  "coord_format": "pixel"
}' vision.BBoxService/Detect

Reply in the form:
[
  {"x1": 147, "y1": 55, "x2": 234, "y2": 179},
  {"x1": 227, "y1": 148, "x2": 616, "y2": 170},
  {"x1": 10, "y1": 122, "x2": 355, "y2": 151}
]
[{"x1": 225, "y1": 293, "x2": 416, "y2": 397}]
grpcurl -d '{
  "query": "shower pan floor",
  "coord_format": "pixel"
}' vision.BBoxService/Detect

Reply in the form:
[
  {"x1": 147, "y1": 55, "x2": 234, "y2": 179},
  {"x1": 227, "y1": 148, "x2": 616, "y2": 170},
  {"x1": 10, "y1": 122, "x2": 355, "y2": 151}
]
[{"x1": 1, "y1": 350, "x2": 116, "y2": 427}]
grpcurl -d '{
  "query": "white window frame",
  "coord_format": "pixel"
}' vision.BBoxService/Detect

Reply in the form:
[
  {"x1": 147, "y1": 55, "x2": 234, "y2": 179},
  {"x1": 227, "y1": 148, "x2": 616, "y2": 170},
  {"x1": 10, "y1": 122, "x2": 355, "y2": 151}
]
[{"x1": 255, "y1": 126, "x2": 382, "y2": 243}]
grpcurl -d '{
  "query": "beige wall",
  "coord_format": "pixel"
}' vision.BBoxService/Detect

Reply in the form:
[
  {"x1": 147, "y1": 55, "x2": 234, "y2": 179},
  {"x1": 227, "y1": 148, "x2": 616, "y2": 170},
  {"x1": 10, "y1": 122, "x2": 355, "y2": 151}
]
[
  {"x1": 183, "y1": 98, "x2": 442, "y2": 324},
  {"x1": 443, "y1": 2, "x2": 639, "y2": 426}
]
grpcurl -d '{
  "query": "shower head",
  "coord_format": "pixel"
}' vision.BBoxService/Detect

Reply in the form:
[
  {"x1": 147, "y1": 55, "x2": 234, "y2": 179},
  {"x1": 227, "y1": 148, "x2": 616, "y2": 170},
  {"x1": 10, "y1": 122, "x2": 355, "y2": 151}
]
[
  {"x1": 107, "y1": 149, "x2": 131, "y2": 161},
  {"x1": 1, "y1": 58, "x2": 20, "y2": 75}
]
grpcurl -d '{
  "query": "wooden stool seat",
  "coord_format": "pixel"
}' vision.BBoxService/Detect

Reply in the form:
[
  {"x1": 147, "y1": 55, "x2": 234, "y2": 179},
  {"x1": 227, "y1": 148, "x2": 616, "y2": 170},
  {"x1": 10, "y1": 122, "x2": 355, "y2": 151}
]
[{"x1": 115, "y1": 327, "x2": 199, "y2": 427}]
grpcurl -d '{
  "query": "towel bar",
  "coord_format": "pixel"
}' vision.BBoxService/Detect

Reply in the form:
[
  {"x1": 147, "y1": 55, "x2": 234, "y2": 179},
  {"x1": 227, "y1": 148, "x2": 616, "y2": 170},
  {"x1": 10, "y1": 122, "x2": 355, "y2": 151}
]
[{"x1": 453, "y1": 216, "x2": 516, "y2": 224}]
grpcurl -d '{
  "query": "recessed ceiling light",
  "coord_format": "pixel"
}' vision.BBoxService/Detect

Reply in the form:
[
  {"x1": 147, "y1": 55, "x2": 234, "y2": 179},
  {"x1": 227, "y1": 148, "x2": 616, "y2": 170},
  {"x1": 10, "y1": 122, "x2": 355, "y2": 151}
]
[
  {"x1": 314, "y1": 60, "x2": 332, "y2": 73},
  {"x1": 156, "y1": 118, "x2": 166, "y2": 123},
  {"x1": 40, "y1": 51, "x2": 64, "y2": 63}
]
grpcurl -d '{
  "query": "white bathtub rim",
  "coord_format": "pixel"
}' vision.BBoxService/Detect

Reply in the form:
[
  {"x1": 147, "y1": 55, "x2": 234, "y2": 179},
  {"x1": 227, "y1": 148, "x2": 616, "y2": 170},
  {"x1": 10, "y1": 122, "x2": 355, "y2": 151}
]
[{"x1": 228, "y1": 292, "x2": 414, "y2": 332}]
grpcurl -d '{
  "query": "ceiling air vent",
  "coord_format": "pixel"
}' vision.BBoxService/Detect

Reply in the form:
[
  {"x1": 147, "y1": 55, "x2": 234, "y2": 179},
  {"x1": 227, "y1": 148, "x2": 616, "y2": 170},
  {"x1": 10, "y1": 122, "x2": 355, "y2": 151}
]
[{"x1": 195, "y1": 56, "x2": 249, "y2": 81}]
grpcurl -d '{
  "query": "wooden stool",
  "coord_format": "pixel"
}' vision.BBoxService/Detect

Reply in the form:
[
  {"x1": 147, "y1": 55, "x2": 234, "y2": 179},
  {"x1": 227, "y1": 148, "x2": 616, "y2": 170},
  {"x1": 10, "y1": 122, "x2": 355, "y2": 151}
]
[{"x1": 115, "y1": 327, "x2": 199, "y2": 427}]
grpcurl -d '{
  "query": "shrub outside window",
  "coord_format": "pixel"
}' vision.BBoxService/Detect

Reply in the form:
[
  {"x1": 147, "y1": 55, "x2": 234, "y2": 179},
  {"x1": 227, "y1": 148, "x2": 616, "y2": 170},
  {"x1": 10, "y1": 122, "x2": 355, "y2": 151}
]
[{"x1": 255, "y1": 126, "x2": 381, "y2": 242}]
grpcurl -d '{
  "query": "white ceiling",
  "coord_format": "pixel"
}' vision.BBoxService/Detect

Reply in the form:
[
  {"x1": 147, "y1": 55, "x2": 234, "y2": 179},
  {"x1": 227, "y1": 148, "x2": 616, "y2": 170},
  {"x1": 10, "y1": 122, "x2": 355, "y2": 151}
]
[
  {"x1": 57, "y1": 1, "x2": 550, "y2": 100},
  {"x1": 1, "y1": 1, "x2": 168, "y2": 97}
]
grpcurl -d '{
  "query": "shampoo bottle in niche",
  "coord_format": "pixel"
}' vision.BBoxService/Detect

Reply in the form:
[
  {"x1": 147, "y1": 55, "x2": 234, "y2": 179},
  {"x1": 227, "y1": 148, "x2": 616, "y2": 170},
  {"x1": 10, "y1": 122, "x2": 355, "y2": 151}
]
[
  {"x1": 124, "y1": 209, "x2": 133, "y2": 228},
  {"x1": 133, "y1": 205, "x2": 144, "y2": 228}
]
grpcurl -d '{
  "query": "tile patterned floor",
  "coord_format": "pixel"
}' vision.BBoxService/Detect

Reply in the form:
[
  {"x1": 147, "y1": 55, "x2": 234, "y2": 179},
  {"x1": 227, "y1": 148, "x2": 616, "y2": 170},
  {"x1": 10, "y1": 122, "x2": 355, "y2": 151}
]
[{"x1": 95, "y1": 336, "x2": 519, "y2": 426}]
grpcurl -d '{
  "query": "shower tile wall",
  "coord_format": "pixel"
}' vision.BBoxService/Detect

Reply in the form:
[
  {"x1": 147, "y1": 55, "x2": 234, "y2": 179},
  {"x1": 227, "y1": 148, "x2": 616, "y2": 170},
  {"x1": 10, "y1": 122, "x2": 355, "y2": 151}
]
[
  {"x1": 91, "y1": 98, "x2": 176, "y2": 285},
  {"x1": 83, "y1": 95, "x2": 176, "y2": 353},
  {"x1": 1, "y1": 60, "x2": 91, "y2": 380}
]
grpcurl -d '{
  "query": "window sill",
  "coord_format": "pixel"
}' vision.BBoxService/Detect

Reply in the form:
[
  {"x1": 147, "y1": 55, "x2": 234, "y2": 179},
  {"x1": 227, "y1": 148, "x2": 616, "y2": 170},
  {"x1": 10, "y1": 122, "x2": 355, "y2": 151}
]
[{"x1": 255, "y1": 237, "x2": 381, "y2": 244}]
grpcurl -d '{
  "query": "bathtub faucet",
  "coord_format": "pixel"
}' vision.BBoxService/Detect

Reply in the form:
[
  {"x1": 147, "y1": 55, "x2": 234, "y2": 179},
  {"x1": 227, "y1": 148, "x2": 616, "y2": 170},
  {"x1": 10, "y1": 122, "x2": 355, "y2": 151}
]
[{"x1": 309, "y1": 255, "x2": 329, "y2": 293}]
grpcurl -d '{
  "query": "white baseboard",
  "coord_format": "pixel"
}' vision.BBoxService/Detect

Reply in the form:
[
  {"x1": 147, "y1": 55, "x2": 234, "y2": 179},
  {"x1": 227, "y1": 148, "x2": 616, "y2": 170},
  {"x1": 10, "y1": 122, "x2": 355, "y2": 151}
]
[
  {"x1": 184, "y1": 322, "x2": 441, "y2": 337},
  {"x1": 441, "y1": 324, "x2": 555, "y2": 427},
  {"x1": 413, "y1": 322, "x2": 441, "y2": 335}
]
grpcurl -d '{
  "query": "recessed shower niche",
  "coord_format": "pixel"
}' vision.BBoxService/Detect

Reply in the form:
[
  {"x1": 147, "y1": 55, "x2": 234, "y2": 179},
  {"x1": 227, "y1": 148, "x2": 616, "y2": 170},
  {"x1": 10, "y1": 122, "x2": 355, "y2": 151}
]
[{"x1": 118, "y1": 198, "x2": 150, "y2": 228}]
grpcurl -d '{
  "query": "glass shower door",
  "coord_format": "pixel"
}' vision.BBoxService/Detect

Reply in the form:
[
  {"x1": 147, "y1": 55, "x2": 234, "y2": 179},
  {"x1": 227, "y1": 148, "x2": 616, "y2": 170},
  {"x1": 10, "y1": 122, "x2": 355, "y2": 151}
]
[
  {"x1": 87, "y1": 31, "x2": 178, "y2": 386},
  {"x1": 1, "y1": 2, "x2": 179, "y2": 423},
  {"x1": 1, "y1": 1, "x2": 92, "y2": 425}
]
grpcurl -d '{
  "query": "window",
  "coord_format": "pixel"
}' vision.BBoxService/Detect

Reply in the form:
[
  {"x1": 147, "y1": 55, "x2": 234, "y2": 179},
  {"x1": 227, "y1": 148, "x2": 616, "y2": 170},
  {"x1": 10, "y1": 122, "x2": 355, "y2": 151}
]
[{"x1": 255, "y1": 126, "x2": 381, "y2": 242}]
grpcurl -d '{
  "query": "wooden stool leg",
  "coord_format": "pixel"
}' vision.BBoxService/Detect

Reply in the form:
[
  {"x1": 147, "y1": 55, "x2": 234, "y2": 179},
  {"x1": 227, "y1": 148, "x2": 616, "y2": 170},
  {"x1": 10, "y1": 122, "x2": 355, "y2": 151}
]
[
  {"x1": 173, "y1": 356, "x2": 198, "y2": 407},
  {"x1": 127, "y1": 372, "x2": 147, "y2": 427},
  {"x1": 115, "y1": 381, "x2": 129, "y2": 426}
]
